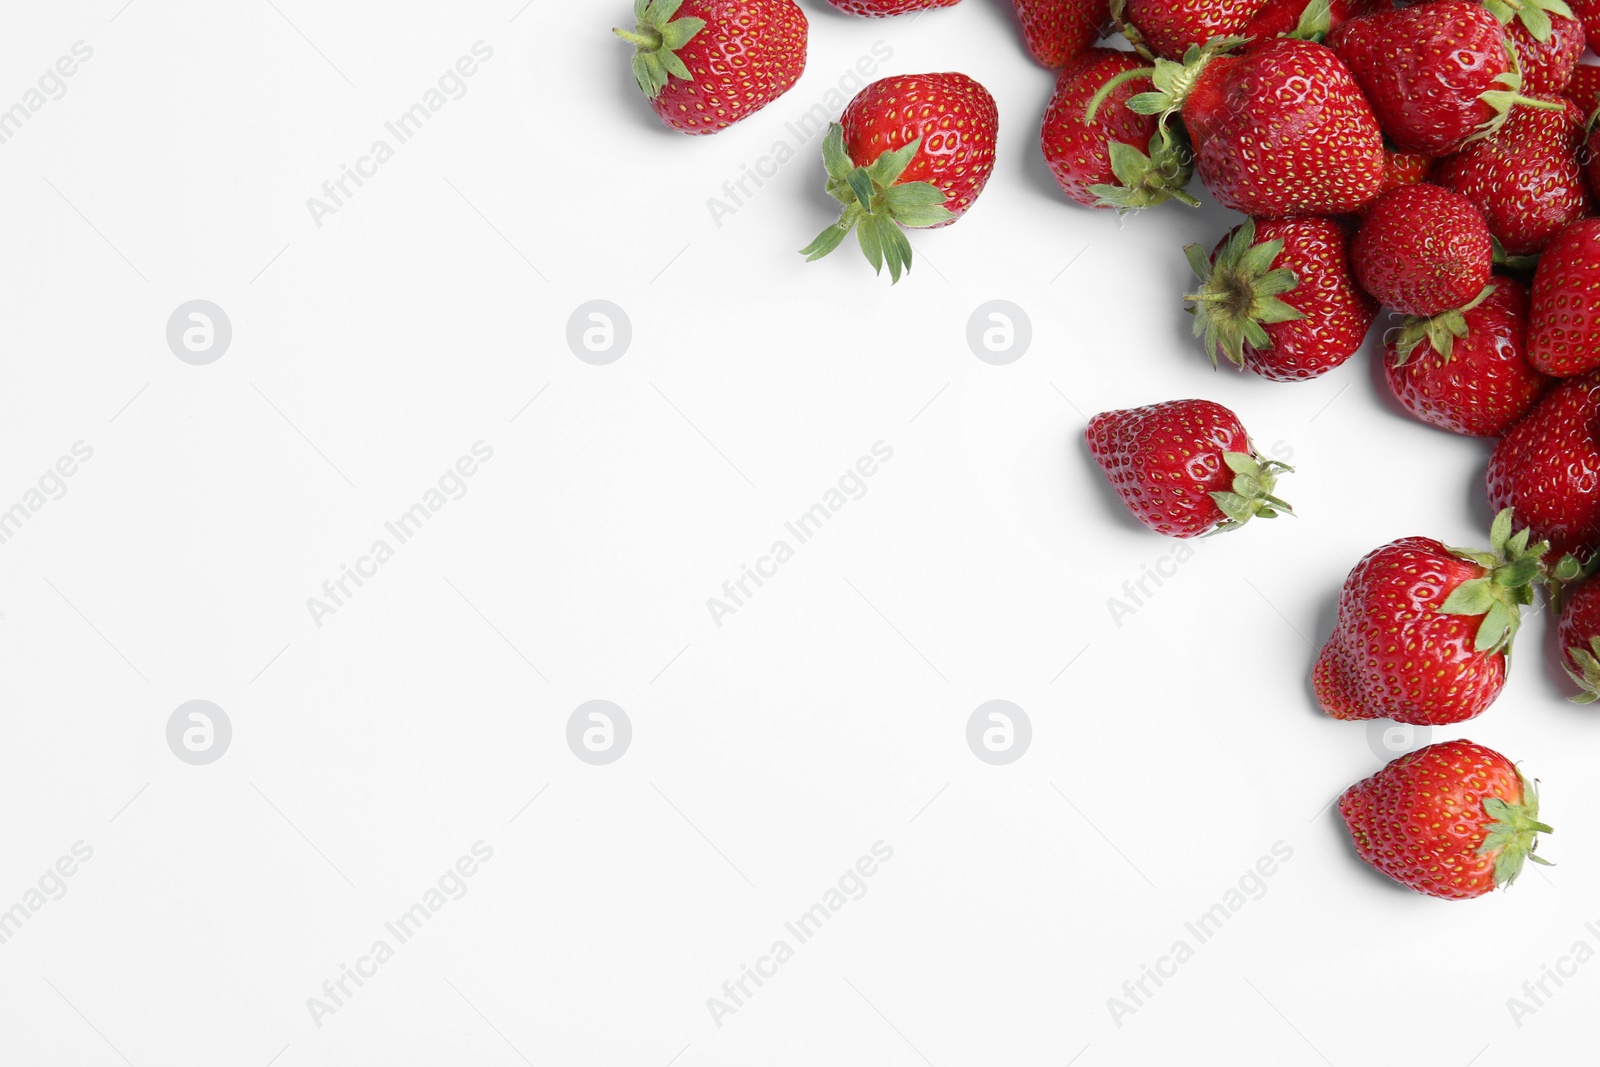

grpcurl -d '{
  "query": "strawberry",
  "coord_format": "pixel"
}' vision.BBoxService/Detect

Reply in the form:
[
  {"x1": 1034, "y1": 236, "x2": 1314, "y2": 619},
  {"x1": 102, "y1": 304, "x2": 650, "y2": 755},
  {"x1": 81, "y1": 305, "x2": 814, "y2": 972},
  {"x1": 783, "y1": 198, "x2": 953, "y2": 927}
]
[
  {"x1": 1583, "y1": 122, "x2": 1600, "y2": 205},
  {"x1": 1240, "y1": 0, "x2": 1387, "y2": 43},
  {"x1": 1367, "y1": 147, "x2": 1433, "y2": 207},
  {"x1": 1092, "y1": 37, "x2": 1385, "y2": 216},
  {"x1": 1330, "y1": 1, "x2": 1555, "y2": 156},
  {"x1": 1486, "y1": 372, "x2": 1600, "y2": 561},
  {"x1": 1573, "y1": 0, "x2": 1600, "y2": 41},
  {"x1": 1084, "y1": 399, "x2": 1292, "y2": 537},
  {"x1": 801, "y1": 73, "x2": 997, "y2": 283},
  {"x1": 1013, "y1": 0, "x2": 1111, "y2": 67},
  {"x1": 1503, "y1": 6, "x2": 1586, "y2": 95},
  {"x1": 1528, "y1": 219, "x2": 1600, "y2": 376},
  {"x1": 1384, "y1": 278, "x2": 1555, "y2": 437},
  {"x1": 1567, "y1": 64, "x2": 1600, "y2": 117},
  {"x1": 1338, "y1": 739, "x2": 1552, "y2": 900},
  {"x1": 615, "y1": 0, "x2": 807, "y2": 135},
  {"x1": 1352, "y1": 184, "x2": 1494, "y2": 317},
  {"x1": 824, "y1": 0, "x2": 960, "y2": 13},
  {"x1": 1431, "y1": 96, "x2": 1590, "y2": 256},
  {"x1": 1040, "y1": 48, "x2": 1197, "y2": 209},
  {"x1": 1118, "y1": 0, "x2": 1266, "y2": 60},
  {"x1": 1313, "y1": 511, "x2": 1548, "y2": 725},
  {"x1": 1558, "y1": 576, "x2": 1600, "y2": 700},
  {"x1": 1184, "y1": 217, "x2": 1376, "y2": 380}
]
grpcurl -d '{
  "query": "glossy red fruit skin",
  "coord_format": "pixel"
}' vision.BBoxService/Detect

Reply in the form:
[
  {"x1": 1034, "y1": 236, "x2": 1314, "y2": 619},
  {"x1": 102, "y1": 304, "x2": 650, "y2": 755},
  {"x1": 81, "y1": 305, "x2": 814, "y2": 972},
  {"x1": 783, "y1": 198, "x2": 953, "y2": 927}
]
[
  {"x1": 1314, "y1": 538, "x2": 1507, "y2": 725},
  {"x1": 1584, "y1": 124, "x2": 1600, "y2": 207},
  {"x1": 1432, "y1": 98, "x2": 1591, "y2": 257},
  {"x1": 1124, "y1": 0, "x2": 1265, "y2": 59},
  {"x1": 1013, "y1": 0, "x2": 1110, "y2": 67},
  {"x1": 1559, "y1": 577, "x2": 1600, "y2": 678},
  {"x1": 1084, "y1": 400, "x2": 1249, "y2": 538},
  {"x1": 1358, "y1": 148, "x2": 1432, "y2": 213},
  {"x1": 1224, "y1": 218, "x2": 1377, "y2": 381},
  {"x1": 1329, "y1": 2, "x2": 1514, "y2": 156},
  {"x1": 649, "y1": 0, "x2": 808, "y2": 134},
  {"x1": 1529, "y1": 220, "x2": 1600, "y2": 376},
  {"x1": 1182, "y1": 39, "x2": 1385, "y2": 216},
  {"x1": 1486, "y1": 372, "x2": 1600, "y2": 562},
  {"x1": 1041, "y1": 48, "x2": 1162, "y2": 206},
  {"x1": 1384, "y1": 278, "x2": 1555, "y2": 437},
  {"x1": 1507, "y1": 12, "x2": 1586, "y2": 95},
  {"x1": 1239, "y1": 0, "x2": 1386, "y2": 43},
  {"x1": 826, "y1": 0, "x2": 959, "y2": 13},
  {"x1": 1338, "y1": 740, "x2": 1528, "y2": 900},
  {"x1": 1574, "y1": 0, "x2": 1600, "y2": 43},
  {"x1": 1352, "y1": 185, "x2": 1494, "y2": 316},
  {"x1": 1569, "y1": 64, "x2": 1600, "y2": 119},
  {"x1": 841, "y1": 73, "x2": 998, "y2": 226}
]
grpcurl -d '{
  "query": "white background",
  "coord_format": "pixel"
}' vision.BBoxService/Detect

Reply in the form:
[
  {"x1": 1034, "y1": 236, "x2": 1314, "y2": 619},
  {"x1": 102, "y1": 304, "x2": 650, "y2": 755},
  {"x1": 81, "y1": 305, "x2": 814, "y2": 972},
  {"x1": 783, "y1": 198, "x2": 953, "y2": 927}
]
[{"x1": 1, "y1": 1, "x2": 1595, "y2": 1064}]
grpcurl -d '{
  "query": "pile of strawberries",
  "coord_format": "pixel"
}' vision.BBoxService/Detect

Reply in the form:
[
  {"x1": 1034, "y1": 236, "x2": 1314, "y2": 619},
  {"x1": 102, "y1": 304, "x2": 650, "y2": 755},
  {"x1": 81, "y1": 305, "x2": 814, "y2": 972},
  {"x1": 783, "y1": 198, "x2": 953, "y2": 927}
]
[{"x1": 615, "y1": 0, "x2": 1600, "y2": 900}]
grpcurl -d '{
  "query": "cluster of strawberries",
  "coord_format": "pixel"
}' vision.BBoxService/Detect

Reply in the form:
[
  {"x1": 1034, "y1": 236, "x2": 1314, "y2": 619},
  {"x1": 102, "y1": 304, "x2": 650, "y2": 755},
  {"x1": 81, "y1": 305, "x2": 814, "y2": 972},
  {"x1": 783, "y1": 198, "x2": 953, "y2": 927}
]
[
  {"x1": 615, "y1": 0, "x2": 1595, "y2": 900},
  {"x1": 1075, "y1": 0, "x2": 1600, "y2": 902}
]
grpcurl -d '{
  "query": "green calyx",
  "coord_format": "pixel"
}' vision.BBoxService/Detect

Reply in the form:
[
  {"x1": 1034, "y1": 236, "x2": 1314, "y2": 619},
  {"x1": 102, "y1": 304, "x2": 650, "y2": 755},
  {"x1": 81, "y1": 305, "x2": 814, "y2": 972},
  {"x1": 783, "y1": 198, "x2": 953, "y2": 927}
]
[
  {"x1": 1442, "y1": 508, "x2": 1551, "y2": 656},
  {"x1": 1183, "y1": 219, "x2": 1305, "y2": 369},
  {"x1": 1565, "y1": 637, "x2": 1600, "y2": 703},
  {"x1": 1208, "y1": 450, "x2": 1294, "y2": 531},
  {"x1": 1091, "y1": 125, "x2": 1200, "y2": 211},
  {"x1": 799, "y1": 124, "x2": 954, "y2": 284},
  {"x1": 1474, "y1": 41, "x2": 1566, "y2": 143},
  {"x1": 1485, "y1": 0, "x2": 1575, "y2": 43},
  {"x1": 1085, "y1": 36, "x2": 1246, "y2": 128},
  {"x1": 1479, "y1": 773, "x2": 1554, "y2": 888},
  {"x1": 1287, "y1": 0, "x2": 1334, "y2": 42},
  {"x1": 614, "y1": 0, "x2": 706, "y2": 99},
  {"x1": 1391, "y1": 283, "x2": 1497, "y2": 364}
]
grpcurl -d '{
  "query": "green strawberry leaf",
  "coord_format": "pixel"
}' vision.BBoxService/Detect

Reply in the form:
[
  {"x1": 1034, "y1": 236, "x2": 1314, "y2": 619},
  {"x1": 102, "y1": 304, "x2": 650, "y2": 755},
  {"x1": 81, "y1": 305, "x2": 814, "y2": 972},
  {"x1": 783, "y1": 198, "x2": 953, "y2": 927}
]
[
  {"x1": 614, "y1": 0, "x2": 706, "y2": 100},
  {"x1": 1288, "y1": 0, "x2": 1333, "y2": 41},
  {"x1": 1442, "y1": 577, "x2": 1497, "y2": 617}
]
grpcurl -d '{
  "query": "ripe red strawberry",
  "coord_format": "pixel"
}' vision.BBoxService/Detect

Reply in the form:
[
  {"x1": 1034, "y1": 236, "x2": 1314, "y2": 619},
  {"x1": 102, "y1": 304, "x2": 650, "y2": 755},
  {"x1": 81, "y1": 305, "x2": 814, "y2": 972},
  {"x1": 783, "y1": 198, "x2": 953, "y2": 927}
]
[
  {"x1": 1574, "y1": 0, "x2": 1600, "y2": 41},
  {"x1": 1119, "y1": 0, "x2": 1266, "y2": 60},
  {"x1": 1338, "y1": 739, "x2": 1552, "y2": 900},
  {"x1": 1240, "y1": 0, "x2": 1387, "y2": 42},
  {"x1": 1041, "y1": 48, "x2": 1197, "y2": 209},
  {"x1": 1313, "y1": 511, "x2": 1547, "y2": 725},
  {"x1": 1352, "y1": 185, "x2": 1494, "y2": 316},
  {"x1": 1558, "y1": 576, "x2": 1600, "y2": 701},
  {"x1": 825, "y1": 0, "x2": 960, "y2": 13},
  {"x1": 802, "y1": 73, "x2": 997, "y2": 282},
  {"x1": 1567, "y1": 64, "x2": 1600, "y2": 117},
  {"x1": 1364, "y1": 147, "x2": 1433, "y2": 209},
  {"x1": 1486, "y1": 372, "x2": 1600, "y2": 561},
  {"x1": 1529, "y1": 219, "x2": 1600, "y2": 376},
  {"x1": 1583, "y1": 122, "x2": 1600, "y2": 205},
  {"x1": 615, "y1": 0, "x2": 807, "y2": 135},
  {"x1": 1084, "y1": 400, "x2": 1292, "y2": 537},
  {"x1": 1095, "y1": 37, "x2": 1384, "y2": 215},
  {"x1": 1432, "y1": 96, "x2": 1590, "y2": 256},
  {"x1": 1330, "y1": 2, "x2": 1553, "y2": 156},
  {"x1": 1384, "y1": 278, "x2": 1555, "y2": 437},
  {"x1": 1504, "y1": 6, "x2": 1586, "y2": 95},
  {"x1": 1013, "y1": 0, "x2": 1110, "y2": 67},
  {"x1": 1184, "y1": 217, "x2": 1376, "y2": 380}
]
